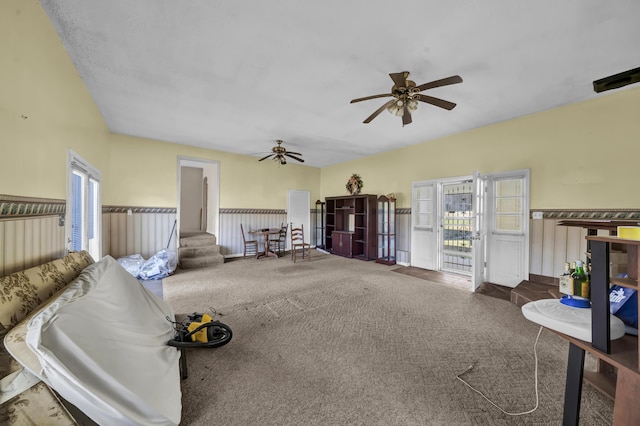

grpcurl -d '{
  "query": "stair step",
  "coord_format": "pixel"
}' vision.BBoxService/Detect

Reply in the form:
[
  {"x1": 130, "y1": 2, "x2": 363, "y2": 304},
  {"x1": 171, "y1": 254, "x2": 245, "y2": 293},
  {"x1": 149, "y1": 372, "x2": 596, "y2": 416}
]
[
  {"x1": 179, "y1": 254, "x2": 224, "y2": 269},
  {"x1": 180, "y1": 232, "x2": 217, "y2": 247},
  {"x1": 179, "y1": 245, "x2": 220, "y2": 258},
  {"x1": 510, "y1": 280, "x2": 558, "y2": 307}
]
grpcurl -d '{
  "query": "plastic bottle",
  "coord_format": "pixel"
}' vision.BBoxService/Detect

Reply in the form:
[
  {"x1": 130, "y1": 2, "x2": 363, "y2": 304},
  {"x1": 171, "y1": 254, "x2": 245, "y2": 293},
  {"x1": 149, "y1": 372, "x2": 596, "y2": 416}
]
[{"x1": 572, "y1": 260, "x2": 587, "y2": 297}]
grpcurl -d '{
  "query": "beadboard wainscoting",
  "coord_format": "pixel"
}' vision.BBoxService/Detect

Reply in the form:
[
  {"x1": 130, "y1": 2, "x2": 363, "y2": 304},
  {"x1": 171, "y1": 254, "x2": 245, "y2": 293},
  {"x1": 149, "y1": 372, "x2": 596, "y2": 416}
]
[
  {"x1": 219, "y1": 209, "x2": 305, "y2": 257},
  {"x1": 530, "y1": 218, "x2": 588, "y2": 279},
  {"x1": 103, "y1": 207, "x2": 177, "y2": 260},
  {"x1": 0, "y1": 215, "x2": 66, "y2": 276},
  {"x1": 2, "y1": 194, "x2": 637, "y2": 283}
]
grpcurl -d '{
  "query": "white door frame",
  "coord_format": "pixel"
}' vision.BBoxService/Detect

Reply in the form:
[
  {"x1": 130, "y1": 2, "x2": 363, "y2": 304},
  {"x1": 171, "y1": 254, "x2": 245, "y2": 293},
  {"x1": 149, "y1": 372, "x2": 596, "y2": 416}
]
[
  {"x1": 411, "y1": 169, "x2": 530, "y2": 291},
  {"x1": 410, "y1": 179, "x2": 437, "y2": 270},
  {"x1": 176, "y1": 157, "x2": 220, "y2": 247},
  {"x1": 437, "y1": 175, "x2": 473, "y2": 276},
  {"x1": 66, "y1": 149, "x2": 102, "y2": 260},
  {"x1": 471, "y1": 171, "x2": 487, "y2": 291},
  {"x1": 484, "y1": 169, "x2": 530, "y2": 288}
]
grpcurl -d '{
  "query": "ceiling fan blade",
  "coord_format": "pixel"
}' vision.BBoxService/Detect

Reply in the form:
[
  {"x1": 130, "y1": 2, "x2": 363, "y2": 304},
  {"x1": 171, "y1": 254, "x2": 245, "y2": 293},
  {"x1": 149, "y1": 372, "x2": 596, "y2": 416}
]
[
  {"x1": 363, "y1": 99, "x2": 396, "y2": 124},
  {"x1": 389, "y1": 71, "x2": 408, "y2": 89},
  {"x1": 350, "y1": 93, "x2": 392, "y2": 103},
  {"x1": 285, "y1": 150, "x2": 302, "y2": 156},
  {"x1": 402, "y1": 105, "x2": 412, "y2": 126},
  {"x1": 417, "y1": 94, "x2": 457, "y2": 110},
  {"x1": 416, "y1": 75, "x2": 463, "y2": 92},
  {"x1": 285, "y1": 153, "x2": 305, "y2": 163},
  {"x1": 259, "y1": 154, "x2": 274, "y2": 161}
]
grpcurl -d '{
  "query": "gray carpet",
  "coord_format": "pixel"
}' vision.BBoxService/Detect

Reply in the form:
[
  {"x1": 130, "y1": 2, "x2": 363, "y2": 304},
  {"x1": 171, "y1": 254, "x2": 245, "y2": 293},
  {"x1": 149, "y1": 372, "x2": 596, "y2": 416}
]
[
  {"x1": 163, "y1": 253, "x2": 614, "y2": 425},
  {"x1": 140, "y1": 278, "x2": 163, "y2": 299}
]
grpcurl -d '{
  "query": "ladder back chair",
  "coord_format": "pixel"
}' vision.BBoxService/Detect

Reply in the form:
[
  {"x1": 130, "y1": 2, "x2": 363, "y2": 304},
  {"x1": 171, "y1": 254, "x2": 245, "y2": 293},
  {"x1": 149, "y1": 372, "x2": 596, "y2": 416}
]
[
  {"x1": 290, "y1": 223, "x2": 311, "y2": 263},
  {"x1": 240, "y1": 224, "x2": 258, "y2": 258},
  {"x1": 269, "y1": 223, "x2": 288, "y2": 257}
]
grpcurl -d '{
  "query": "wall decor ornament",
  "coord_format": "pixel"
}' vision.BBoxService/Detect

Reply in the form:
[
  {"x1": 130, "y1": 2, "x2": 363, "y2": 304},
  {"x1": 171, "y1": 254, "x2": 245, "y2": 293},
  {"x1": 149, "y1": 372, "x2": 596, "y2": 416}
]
[{"x1": 346, "y1": 174, "x2": 364, "y2": 195}]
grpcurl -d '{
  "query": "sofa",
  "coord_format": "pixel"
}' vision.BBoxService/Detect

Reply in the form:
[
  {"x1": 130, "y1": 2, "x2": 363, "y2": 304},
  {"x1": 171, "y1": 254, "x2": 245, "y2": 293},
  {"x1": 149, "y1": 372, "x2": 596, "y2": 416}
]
[{"x1": 1, "y1": 251, "x2": 182, "y2": 425}]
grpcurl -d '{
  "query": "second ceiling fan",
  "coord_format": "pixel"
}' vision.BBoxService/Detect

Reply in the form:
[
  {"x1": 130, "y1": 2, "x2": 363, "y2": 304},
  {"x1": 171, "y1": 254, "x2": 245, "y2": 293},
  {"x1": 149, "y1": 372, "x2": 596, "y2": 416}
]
[
  {"x1": 258, "y1": 140, "x2": 304, "y2": 165},
  {"x1": 351, "y1": 71, "x2": 463, "y2": 126}
]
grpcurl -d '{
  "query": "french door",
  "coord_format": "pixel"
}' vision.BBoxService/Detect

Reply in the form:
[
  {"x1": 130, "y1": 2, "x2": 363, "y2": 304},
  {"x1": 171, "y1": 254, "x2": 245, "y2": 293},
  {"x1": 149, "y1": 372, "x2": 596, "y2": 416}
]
[
  {"x1": 484, "y1": 170, "x2": 530, "y2": 288},
  {"x1": 411, "y1": 169, "x2": 529, "y2": 291},
  {"x1": 66, "y1": 150, "x2": 101, "y2": 260}
]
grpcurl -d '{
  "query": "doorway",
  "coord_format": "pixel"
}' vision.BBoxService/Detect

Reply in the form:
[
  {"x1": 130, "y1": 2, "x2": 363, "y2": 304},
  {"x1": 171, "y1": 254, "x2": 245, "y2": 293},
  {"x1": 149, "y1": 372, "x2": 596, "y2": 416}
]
[
  {"x1": 66, "y1": 149, "x2": 101, "y2": 260},
  {"x1": 411, "y1": 169, "x2": 529, "y2": 290},
  {"x1": 440, "y1": 179, "x2": 474, "y2": 275},
  {"x1": 177, "y1": 157, "x2": 220, "y2": 246}
]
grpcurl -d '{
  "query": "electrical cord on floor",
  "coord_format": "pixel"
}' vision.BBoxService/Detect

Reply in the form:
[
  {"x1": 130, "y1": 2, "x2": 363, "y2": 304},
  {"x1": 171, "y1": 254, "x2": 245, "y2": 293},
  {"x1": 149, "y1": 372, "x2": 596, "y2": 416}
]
[{"x1": 455, "y1": 326, "x2": 543, "y2": 416}]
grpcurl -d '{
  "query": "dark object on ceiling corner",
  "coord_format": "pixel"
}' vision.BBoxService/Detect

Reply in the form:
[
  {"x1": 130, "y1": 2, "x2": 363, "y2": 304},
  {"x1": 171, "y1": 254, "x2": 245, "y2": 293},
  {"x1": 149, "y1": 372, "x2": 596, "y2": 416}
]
[{"x1": 593, "y1": 67, "x2": 640, "y2": 93}]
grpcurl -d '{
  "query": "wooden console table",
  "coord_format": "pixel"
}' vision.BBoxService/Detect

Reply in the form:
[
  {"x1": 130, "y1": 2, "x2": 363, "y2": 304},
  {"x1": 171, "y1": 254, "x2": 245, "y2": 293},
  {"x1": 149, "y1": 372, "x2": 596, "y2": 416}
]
[{"x1": 557, "y1": 235, "x2": 640, "y2": 425}]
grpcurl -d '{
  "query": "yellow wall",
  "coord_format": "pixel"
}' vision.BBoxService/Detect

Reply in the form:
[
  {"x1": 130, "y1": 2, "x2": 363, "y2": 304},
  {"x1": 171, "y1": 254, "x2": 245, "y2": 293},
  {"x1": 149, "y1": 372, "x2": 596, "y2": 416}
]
[
  {"x1": 0, "y1": 0, "x2": 111, "y2": 200},
  {"x1": 321, "y1": 86, "x2": 640, "y2": 209},
  {"x1": 0, "y1": 0, "x2": 320, "y2": 210},
  {"x1": 108, "y1": 134, "x2": 320, "y2": 209}
]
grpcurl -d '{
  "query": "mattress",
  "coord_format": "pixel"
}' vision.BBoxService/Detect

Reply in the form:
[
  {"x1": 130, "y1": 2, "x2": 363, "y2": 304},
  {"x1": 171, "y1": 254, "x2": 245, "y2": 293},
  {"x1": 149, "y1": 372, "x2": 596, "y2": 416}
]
[{"x1": 17, "y1": 255, "x2": 181, "y2": 426}]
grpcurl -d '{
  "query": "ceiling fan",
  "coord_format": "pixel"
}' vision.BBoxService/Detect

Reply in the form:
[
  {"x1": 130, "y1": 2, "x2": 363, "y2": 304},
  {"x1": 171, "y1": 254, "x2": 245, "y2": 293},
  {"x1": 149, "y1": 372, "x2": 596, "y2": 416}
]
[
  {"x1": 350, "y1": 71, "x2": 463, "y2": 126},
  {"x1": 258, "y1": 140, "x2": 304, "y2": 165}
]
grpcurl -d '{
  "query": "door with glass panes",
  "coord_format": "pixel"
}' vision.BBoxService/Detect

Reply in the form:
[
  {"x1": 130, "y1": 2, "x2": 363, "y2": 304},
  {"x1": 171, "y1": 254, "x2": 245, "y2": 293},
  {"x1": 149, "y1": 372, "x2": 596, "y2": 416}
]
[{"x1": 66, "y1": 150, "x2": 101, "y2": 260}]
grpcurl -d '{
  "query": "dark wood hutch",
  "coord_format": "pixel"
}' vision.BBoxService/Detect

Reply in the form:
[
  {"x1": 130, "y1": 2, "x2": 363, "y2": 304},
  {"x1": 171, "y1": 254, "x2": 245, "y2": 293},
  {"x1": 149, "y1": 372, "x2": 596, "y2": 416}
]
[{"x1": 325, "y1": 194, "x2": 376, "y2": 260}]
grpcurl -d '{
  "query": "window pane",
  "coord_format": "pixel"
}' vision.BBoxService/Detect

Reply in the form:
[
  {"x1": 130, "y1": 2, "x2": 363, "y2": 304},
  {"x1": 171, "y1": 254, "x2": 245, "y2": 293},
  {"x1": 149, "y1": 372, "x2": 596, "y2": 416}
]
[
  {"x1": 416, "y1": 186, "x2": 433, "y2": 200},
  {"x1": 71, "y1": 172, "x2": 84, "y2": 252},
  {"x1": 496, "y1": 179, "x2": 522, "y2": 197},
  {"x1": 496, "y1": 198, "x2": 522, "y2": 214},
  {"x1": 496, "y1": 214, "x2": 522, "y2": 231}
]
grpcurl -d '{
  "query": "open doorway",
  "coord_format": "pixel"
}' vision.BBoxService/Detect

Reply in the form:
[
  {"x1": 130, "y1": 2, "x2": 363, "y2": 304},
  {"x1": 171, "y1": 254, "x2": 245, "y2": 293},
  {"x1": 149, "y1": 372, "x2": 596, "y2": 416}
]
[
  {"x1": 176, "y1": 157, "x2": 220, "y2": 247},
  {"x1": 440, "y1": 178, "x2": 474, "y2": 275}
]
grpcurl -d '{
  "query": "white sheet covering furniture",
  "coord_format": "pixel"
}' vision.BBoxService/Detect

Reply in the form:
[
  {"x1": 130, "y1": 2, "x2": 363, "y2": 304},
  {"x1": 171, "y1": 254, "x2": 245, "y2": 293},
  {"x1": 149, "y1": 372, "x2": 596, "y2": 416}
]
[{"x1": 13, "y1": 255, "x2": 181, "y2": 426}]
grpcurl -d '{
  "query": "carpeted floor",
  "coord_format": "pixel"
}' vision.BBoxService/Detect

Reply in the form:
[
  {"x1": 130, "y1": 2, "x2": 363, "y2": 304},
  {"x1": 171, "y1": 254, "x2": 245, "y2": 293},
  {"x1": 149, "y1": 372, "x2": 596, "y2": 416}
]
[
  {"x1": 162, "y1": 253, "x2": 613, "y2": 425},
  {"x1": 140, "y1": 278, "x2": 163, "y2": 299}
]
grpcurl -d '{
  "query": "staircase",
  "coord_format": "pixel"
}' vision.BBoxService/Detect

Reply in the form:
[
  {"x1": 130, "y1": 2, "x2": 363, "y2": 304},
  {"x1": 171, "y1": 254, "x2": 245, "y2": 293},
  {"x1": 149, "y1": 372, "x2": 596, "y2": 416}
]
[{"x1": 178, "y1": 232, "x2": 224, "y2": 269}]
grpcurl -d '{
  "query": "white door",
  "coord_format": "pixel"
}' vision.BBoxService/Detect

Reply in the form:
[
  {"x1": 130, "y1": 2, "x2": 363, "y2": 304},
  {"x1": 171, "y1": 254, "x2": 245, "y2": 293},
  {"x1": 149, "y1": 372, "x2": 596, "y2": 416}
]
[
  {"x1": 485, "y1": 170, "x2": 530, "y2": 287},
  {"x1": 66, "y1": 150, "x2": 101, "y2": 260},
  {"x1": 287, "y1": 190, "x2": 310, "y2": 248},
  {"x1": 439, "y1": 177, "x2": 474, "y2": 276},
  {"x1": 410, "y1": 180, "x2": 437, "y2": 270},
  {"x1": 471, "y1": 171, "x2": 487, "y2": 290}
]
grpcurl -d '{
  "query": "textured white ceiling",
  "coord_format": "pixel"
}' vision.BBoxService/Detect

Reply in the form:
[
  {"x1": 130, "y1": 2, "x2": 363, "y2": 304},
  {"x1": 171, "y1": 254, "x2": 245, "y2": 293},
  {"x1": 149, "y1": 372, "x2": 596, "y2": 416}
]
[{"x1": 40, "y1": 0, "x2": 640, "y2": 167}]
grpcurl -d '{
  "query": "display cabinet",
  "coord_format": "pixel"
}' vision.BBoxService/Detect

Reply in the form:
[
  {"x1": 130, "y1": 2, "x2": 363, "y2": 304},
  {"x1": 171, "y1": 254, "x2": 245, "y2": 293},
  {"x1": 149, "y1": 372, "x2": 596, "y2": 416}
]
[
  {"x1": 314, "y1": 200, "x2": 325, "y2": 250},
  {"x1": 325, "y1": 194, "x2": 377, "y2": 260},
  {"x1": 376, "y1": 195, "x2": 396, "y2": 265}
]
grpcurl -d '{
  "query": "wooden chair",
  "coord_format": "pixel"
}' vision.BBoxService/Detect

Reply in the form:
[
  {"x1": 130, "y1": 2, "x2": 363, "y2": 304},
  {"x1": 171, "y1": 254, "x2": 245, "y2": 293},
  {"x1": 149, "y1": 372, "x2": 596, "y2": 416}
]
[
  {"x1": 269, "y1": 223, "x2": 288, "y2": 257},
  {"x1": 290, "y1": 223, "x2": 311, "y2": 262},
  {"x1": 240, "y1": 224, "x2": 258, "y2": 258}
]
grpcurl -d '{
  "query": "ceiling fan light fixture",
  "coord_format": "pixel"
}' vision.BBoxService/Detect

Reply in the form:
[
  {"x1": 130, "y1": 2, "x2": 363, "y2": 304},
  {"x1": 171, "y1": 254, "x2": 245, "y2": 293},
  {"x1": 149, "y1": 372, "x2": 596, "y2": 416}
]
[
  {"x1": 351, "y1": 71, "x2": 462, "y2": 125},
  {"x1": 387, "y1": 98, "x2": 405, "y2": 116}
]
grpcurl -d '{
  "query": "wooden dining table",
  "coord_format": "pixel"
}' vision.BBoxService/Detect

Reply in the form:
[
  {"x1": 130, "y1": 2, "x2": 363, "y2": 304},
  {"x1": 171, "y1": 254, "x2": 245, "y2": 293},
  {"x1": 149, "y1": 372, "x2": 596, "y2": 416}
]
[{"x1": 248, "y1": 228, "x2": 282, "y2": 259}]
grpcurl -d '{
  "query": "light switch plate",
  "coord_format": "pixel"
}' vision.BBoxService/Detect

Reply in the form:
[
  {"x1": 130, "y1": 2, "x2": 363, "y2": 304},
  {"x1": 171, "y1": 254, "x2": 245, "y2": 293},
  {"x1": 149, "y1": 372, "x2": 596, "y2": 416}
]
[{"x1": 532, "y1": 211, "x2": 543, "y2": 220}]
